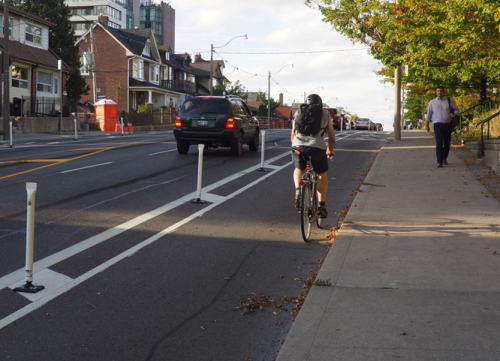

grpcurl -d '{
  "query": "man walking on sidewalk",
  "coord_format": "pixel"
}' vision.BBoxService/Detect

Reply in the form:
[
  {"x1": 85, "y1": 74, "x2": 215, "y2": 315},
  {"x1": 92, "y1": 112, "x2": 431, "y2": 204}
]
[{"x1": 426, "y1": 86, "x2": 460, "y2": 167}]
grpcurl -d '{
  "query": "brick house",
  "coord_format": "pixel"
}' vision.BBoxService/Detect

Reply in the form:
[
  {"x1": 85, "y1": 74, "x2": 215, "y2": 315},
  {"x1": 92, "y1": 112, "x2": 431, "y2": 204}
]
[
  {"x1": 76, "y1": 16, "x2": 193, "y2": 113},
  {"x1": 192, "y1": 53, "x2": 225, "y2": 93},
  {"x1": 0, "y1": 3, "x2": 70, "y2": 117}
]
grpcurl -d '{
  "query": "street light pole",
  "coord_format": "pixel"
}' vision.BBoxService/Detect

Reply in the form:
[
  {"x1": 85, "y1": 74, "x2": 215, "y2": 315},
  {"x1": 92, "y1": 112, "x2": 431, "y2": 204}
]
[{"x1": 209, "y1": 35, "x2": 247, "y2": 95}]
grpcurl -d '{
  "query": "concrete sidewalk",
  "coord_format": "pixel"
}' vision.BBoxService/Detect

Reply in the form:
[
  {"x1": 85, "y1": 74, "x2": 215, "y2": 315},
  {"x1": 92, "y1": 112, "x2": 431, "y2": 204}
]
[{"x1": 278, "y1": 131, "x2": 500, "y2": 360}]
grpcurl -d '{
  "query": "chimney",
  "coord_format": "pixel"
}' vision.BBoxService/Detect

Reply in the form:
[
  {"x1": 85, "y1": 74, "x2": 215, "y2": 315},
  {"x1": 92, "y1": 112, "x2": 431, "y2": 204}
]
[
  {"x1": 98, "y1": 15, "x2": 109, "y2": 27},
  {"x1": 279, "y1": 93, "x2": 284, "y2": 106},
  {"x1": 194, "y1": 53, "x2": 202, "y2": 62}
]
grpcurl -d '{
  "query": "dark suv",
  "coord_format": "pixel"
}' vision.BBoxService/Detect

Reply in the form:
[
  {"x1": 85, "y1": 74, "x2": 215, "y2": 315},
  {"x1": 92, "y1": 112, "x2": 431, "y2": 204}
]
[{"x1": 174, "y1": 95, "x2": 260, "y2": 156}]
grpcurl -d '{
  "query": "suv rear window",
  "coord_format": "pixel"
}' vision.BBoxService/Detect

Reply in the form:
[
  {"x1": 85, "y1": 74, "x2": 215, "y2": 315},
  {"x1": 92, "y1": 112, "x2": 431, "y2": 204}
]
[{"x1": 179, "y1": 98, "x2": 230, "y2": 115}]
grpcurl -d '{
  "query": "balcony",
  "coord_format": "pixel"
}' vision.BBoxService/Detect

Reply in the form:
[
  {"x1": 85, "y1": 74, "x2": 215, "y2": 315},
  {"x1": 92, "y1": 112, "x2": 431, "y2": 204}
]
[{"x1": 160, "y1": 79, "x2": 196, "y2": 94}]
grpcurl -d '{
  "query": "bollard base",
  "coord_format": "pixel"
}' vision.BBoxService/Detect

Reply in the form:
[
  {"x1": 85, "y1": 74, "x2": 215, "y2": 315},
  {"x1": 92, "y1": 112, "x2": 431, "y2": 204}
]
[
  {"x1": 191, "y1": 198, "x2": 206, "y2": 204},
  {"x1": 14, "y1": 282, "x2": 44, "y2": 294},
  {"x1": 257, "y1": 167, "x2": 267, "y2": 172}
]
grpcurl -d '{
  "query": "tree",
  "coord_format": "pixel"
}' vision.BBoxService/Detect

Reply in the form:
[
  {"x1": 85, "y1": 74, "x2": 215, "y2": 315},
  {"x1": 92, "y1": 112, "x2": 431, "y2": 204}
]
[
  {"x1": 307, "y1": 0, "x2": 500, "y2": 101},
  {"x1": 213, "y1": 80, "x2": 247, "y2": 99},
  {"x1": 12, "y1": 0, "x2": 89, "y2": 101},
  {"x1": 256, "y1": 90, "x2": 280, "y2": 117}
]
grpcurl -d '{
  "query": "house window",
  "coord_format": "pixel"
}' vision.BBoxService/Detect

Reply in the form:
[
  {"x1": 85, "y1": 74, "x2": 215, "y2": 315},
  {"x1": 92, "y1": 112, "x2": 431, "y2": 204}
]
[
  {"x1": 37, "y1": 71, "x2": 52, "y2": 93},
  {"x1": 12, "y1": 66, "x2": 28, "y2": 89},
  {"x1": 150, "y1": 65, "x2": 159, "y2": 83},
  {"x1": 26, "y1": 24, "x2": 42, "y2": 44},
  {"x1": 54, "y1": 76, "x2": 59, "y2": 95},
  {"x1": 165, "y1": 52, "x2": 170, "y2": 61},
  {"x1": 143, "y1": 40, "x2": 151, "y2": 56},
  {"x1": 0, "y1": 16, "x2": 13, "y2": 37},
  {"x1": 133, "y1": 59, "x2": 143, "y2": 79}
]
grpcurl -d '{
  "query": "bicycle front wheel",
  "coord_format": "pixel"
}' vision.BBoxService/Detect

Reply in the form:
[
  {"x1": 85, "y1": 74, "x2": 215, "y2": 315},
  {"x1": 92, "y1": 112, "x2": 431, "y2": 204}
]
[{"x1": 300, "y1": 183, "x2": 313, "y2": 242}]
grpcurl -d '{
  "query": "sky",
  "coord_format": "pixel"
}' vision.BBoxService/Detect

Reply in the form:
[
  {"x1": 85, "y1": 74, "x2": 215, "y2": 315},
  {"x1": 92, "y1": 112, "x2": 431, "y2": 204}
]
[{"x1": 169, "y1": 0, "x2": 396, "y2": 130}]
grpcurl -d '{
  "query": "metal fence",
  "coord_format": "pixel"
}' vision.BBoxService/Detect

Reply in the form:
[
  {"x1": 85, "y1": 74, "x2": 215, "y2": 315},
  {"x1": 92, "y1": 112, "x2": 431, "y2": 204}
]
[{"x1": 15, "y1": 96, "x2": 62, "y2": 117}]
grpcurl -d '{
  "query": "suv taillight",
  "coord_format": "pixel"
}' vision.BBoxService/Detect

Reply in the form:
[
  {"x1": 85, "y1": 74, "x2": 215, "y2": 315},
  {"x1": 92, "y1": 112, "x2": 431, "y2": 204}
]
[
  {"x1": 225, "y1": 117, "x2": 235, "y2": 129},
  {"x1": 174, "y1": 116, "x2": 182, "y2": 128}
]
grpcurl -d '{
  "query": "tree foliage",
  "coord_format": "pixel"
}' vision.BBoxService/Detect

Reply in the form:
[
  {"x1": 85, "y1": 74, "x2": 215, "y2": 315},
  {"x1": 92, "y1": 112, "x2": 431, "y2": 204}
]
[
  {"x1": 12, "y1": 0, "x2": 89, "y2": 100},
  {"x1": 213, "y1": 80, "x2": 248, "y2": 99},
  {"x1": 256, "y1": 90, "x2": 281, "y2": 117},
  {"x1": 307, "y1": 0, "x2": 500, "y2": 105}
]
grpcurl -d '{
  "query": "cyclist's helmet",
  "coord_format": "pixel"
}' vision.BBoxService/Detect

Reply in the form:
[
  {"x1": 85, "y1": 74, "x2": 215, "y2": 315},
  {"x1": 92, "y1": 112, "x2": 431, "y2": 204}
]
[{"x1": 306, "y1": 94, "x2": 322, "y2": 107}]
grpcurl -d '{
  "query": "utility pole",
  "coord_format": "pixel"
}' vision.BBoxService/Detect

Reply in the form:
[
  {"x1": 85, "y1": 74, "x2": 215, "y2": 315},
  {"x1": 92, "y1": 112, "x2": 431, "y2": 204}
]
[
  {"x1": 267, "y1": 71, "x2": 270, "y2": 129},
  {"x1": 209, "y1": 43, "x2": 213, "y2": 95},
  {"x1": 2, "y1": 0, "x2": 10, "y2": 141},
  {"x1": 394, "y1": 65, "x2": 401, "y2": 141},
  {"x1": 393, "y1": 0, "x2": 401, "y2": 141}
]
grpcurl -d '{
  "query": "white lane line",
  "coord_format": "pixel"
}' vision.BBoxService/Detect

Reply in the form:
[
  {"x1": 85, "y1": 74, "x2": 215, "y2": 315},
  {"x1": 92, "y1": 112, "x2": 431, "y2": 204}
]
[
  {"x1": 8, "y1": 268, "x2": 73, "y2": 302},
  {"x1": 0, "y1": 151, "x2": 291, "y2": 291},
  {"x1": 0, "y1": 153, "x2": 292, "y2": 330},
  {"x1": 60, "y1": 162, "x2": 113, "y2": 174},
  {"x1": 48, "y1": 142, "x2": 61, "y2": 145},
  {"x1": 148, "y1": 149, "x2": 177, "y2": 156}
]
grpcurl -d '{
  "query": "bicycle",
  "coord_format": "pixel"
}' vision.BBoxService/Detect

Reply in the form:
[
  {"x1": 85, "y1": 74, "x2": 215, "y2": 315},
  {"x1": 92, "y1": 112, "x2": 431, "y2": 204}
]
[{"x1": 291, "y1": 147, "x2": 324, "y2": 242}]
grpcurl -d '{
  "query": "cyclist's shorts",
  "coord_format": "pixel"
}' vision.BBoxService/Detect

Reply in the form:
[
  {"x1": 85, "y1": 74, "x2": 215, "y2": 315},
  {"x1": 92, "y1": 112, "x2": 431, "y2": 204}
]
[{"x1": 291, "y1": 146, "x2": 329, "y2": 174}]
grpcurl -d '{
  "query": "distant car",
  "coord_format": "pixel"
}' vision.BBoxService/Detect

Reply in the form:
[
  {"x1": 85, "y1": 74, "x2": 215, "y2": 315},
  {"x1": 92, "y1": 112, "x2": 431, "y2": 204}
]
[
  {"x1": 323, "y1": 107, "x2": 341, "y2": 130},
  {"x1": 375, "y1": 123, "x2": 383, "y2": 131},
  {"x1": 349, "y1": 121, "x2": 356, "y2": 130},
  {"x1": 356, "y1": 118, "x2": 373, "y2": 130},
  {"x1": 174, "y1": 95, "x2": 260, "y2": 156}
]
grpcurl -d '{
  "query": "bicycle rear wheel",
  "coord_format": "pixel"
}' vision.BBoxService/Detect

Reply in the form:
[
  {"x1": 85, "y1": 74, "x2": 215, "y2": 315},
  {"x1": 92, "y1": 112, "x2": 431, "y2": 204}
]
[{"x1": 300, "y1": 183, "x2": 313, "y2": 242}]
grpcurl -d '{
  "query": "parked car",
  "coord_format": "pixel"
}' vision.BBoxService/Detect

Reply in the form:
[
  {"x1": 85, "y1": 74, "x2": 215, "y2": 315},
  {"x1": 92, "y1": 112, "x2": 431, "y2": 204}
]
[
  {"x1": 174, "y1": 95, "x2": 260, "y2": 156},
  {"x1": 349, "y1": 121, "x2": 356, "y2": 130},
  {"x1": 375, "y1": 123, "x2": 383, "y2": 131},
  {"x1": 356, "y1": 118, "x2": 373, "y2": 130},
  {"x1": 324, "y1": 107, "x2": 341, "y2": 130}
]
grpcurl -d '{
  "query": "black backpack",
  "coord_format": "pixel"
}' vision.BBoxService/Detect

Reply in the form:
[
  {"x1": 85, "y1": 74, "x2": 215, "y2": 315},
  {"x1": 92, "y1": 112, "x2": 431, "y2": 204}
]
[{"x1": 295, "y1": 104, "x2": 324, "y2": 136}]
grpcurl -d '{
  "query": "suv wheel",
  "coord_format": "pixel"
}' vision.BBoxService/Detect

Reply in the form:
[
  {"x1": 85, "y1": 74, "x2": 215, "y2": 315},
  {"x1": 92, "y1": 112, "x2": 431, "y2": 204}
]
[
  {"x1": 177, "y1": 140, "x2": 190, "y2": 154},
  {"x1": 248, "y1": 129, "x2": 259, "y2": 152},
  {"x1": 231, "y1": 132, "x2": 243, "y2": 156}
]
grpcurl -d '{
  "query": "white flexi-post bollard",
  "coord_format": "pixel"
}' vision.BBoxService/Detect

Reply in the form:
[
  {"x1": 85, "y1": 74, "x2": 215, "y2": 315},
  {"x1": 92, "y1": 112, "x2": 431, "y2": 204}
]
[
  {"x1": 257, "y1": 130, "x2": 267, "y2": 171},
  {"x1": 74, "y1": 118, "x2": 78, "y2": 141},
  {"x1": 9, "y1": 121, "x2": 13, "y2": 147},
  {"x1": 192, "y1": 144, "x2": 206, "y2": 204},
  {"x1": 14, "y1": 183, "x2": 44, "y2": 293},
  {"x1": 121, "y1": 117, "x2": 124, "y2": 136}
]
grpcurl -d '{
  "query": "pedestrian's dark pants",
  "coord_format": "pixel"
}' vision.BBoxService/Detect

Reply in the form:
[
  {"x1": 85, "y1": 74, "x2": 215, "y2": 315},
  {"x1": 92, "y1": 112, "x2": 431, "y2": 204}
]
[{"x1": 434, "y1": 122, "x2": 452, "y2": 164}]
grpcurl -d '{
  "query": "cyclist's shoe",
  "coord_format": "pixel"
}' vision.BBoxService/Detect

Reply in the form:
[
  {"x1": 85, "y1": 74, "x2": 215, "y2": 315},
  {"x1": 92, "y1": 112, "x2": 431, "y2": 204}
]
[
  {"x1": 317, "y1": 206, "x2": 328, "y2": 219},
  {"x1": 294, "y1": 188, "x2": 301, "y2": 210}
]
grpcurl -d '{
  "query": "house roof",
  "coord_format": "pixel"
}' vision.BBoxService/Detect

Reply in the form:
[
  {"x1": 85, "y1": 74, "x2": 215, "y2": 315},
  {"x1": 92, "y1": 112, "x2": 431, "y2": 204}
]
[
  {"x1": 274, "y1": 106, "x2": 292, "y2": 120},
  {"x1": 190, "y1": 61, "x2": 222, "y2": 79},
  {"x1": 0, "y1": 3, "x2": 55, "y2": 27},
  {"x1": 0, "y1": 40, "x2": 70, "y2": 71},
  {"x1": 105, "y1": 27, "x2": 157, "y2": 61}
]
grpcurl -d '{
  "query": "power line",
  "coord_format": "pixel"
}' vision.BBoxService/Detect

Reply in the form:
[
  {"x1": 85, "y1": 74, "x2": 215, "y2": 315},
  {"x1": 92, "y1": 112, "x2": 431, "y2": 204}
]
[
  {"x1": 184, "y1": 48, "x2": 369, "y2": 55},
  {"x1": 220, "y1": 48, "x2": 369, "y2": 55}
]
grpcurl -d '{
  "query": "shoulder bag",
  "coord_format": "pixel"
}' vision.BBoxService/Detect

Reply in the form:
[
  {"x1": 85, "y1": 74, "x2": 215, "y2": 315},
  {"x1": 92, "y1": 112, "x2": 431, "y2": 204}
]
[{"x1": 447, "y1": 97, "x2": 460, "y2": 128}]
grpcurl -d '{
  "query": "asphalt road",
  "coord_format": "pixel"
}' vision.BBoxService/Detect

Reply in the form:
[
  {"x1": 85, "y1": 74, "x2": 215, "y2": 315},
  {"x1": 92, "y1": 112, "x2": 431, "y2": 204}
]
[{"x1": 0, "y1": 129, "x2": 388, "y2": 361}]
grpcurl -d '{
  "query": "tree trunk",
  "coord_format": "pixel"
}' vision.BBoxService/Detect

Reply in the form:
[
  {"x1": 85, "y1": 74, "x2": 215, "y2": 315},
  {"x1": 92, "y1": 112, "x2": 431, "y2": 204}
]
[{"x1": 480, "y1": 77, "x2": 487, "y2": 101}]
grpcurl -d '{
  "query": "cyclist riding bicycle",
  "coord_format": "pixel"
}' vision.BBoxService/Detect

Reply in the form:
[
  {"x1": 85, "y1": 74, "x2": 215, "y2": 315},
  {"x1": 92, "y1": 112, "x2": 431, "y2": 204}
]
[{"x1": 291, "y1": 94, "x2": 336, "y2": 218}]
